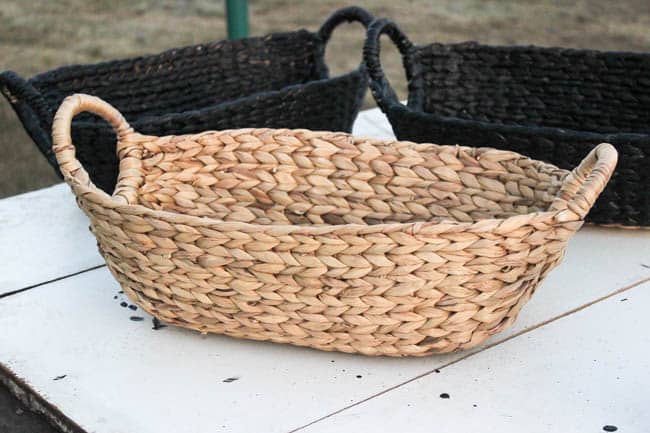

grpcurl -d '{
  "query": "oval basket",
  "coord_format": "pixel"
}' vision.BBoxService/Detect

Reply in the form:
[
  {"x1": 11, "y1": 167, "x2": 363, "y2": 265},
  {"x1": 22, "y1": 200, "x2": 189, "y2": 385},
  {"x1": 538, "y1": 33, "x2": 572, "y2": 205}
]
[
  {"x1": 1, "y1": 6, "x2": 373, "y2": 195},
  {"x1": 364, "y1": 18, "x2": 648, "y2": 228},
  {"x1": 53, "y1": 94, "x2": 616, "y2": 356}
]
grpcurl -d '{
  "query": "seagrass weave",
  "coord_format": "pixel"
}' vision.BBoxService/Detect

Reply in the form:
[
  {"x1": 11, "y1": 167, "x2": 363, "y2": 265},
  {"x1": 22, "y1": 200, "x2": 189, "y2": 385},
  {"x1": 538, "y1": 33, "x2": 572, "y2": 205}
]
[
  {"x1": 53, "y1": 94, "x2": 616, "y2": 356},
  {"x1": 1, "y1": 6, "x2": 373, "y2": 194},
  {"x1": 364, "y1": 18, "x2": 649, "y2": 227}
]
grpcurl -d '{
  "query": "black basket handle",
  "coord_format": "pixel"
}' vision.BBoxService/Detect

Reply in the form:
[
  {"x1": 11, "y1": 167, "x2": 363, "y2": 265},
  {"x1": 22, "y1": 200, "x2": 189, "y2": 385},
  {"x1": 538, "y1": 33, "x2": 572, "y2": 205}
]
[
  {"x1": 0, "y1": 71, "x2": 55, "y2": 158},
  {"x1": 316, "y1": 6, "x2": 375, "y2": 75},
  {"x1": 0, "y1": 71, "x2": 51, "y2": 124},
  {"x1": 363, "y1": 18, "x2": 422, "y2": 112},
  {"x1": 318, "y1": 6, "x2": 374, "y2": 44}
]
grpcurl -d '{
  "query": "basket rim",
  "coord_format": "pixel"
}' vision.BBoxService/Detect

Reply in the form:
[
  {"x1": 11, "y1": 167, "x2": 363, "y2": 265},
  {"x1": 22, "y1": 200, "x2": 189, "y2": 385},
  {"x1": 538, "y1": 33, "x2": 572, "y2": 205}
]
[
  {"x1": 55, "y1": 70, "x2": 366, "y2": 130},
  {"x1": 417, "y1": 40, "x2": 650, "y2": 59},
  {"x1": 388, "y1": 102, "x2": 650, "y2": 144},
  {"x1": 67, "y1": 130, "x2": 578, "y2": 235},
  {"x1": 26, "y1": 29, "x2": 319, "y2": 84},
  {"x1": 365, "y1": 22, "x2": 650, "y2": 141},
  {"x1": 404, "y1": 41, "x2": 650, "y2": 140}
]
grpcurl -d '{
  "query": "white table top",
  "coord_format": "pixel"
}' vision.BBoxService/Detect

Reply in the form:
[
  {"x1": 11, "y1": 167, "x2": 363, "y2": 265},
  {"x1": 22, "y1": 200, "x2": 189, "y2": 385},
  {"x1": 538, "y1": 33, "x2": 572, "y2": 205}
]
[{"x1": 1, "y1": 108, "x2": 649, "y2": 433}]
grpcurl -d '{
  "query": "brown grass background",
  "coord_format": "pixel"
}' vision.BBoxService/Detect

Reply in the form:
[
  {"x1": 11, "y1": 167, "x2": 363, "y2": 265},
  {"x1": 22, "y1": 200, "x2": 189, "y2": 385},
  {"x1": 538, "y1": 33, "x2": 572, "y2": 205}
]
[{"x1": 1, "y1": 0, "x2": 649, "y2": 198}]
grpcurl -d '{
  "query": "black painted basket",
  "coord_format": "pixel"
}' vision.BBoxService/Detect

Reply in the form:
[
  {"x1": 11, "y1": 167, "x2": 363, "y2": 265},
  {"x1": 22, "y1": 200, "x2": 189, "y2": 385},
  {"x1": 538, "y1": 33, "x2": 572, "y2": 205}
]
[
  {"x1": 1, "y1": 6, "x2": 373, "y2": 194},
  {"x1": 364, "y1": 18, "x2": 650, "y2": 227}
]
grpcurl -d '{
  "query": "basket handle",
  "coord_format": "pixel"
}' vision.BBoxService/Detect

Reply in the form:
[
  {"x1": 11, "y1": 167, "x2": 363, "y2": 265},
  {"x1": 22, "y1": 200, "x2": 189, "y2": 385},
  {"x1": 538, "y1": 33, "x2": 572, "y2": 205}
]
[
  {"x1": 318, "y1": 6, "x2": 374, "y2": 46},
  {"x1": 0, "y1": 71, "x2": 52, "y2": 125},
  {"x1": 51, "y1": 94, "x2": 143, "y2": 205},
  {"x1": 0, "y1": 71, "x2": 56, "y2": 156},
  {"x1": 316, "y1": 6, "x2": 375, "y2": 73},
  {"x1": 549, "y1": 143, "x2": 618, "y2": 220},
  {"x1": 363, "y1": 18, "x2": 422, "y2": 113}
]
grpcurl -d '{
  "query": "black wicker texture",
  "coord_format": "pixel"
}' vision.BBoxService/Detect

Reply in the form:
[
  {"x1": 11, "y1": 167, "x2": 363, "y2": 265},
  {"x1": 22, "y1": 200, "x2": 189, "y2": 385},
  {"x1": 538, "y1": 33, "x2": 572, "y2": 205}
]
[
  {"x1": 364, "y1": 18, "x2": 650, "y2": 227},
  {"x1": 1, "y1": 6, "x2": 374, "y2": 194}
]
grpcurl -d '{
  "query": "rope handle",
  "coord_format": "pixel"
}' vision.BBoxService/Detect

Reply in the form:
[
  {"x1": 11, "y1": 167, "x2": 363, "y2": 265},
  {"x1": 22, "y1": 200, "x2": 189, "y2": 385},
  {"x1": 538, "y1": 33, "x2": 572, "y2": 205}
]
[
  {"x1": 550, "y1": 143, "x2": 618, "y2": 220},
  {"x1": 0, "y1": 71, "x2": 58, "y2": 162},
  {"x1": 0, "y1": 71, "x2": 52, "y2": 124},
  {"x1": 51, "y1": 94, "x2": 144, "y2": 205},
  {"x1": 363, "y1": 18, "x2": 421, "y2": 112},
  {"x1": 315, "y1": 6, "x2": 375, "y2": 74},
  {"x1": 317, "y1": 6, "x2": 375, "y2": 45}
]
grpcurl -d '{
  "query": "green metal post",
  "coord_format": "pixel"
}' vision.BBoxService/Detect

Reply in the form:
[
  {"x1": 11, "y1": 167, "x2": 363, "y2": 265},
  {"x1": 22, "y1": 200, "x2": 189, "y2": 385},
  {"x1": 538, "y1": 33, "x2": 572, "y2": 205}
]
[{"x1": 226, "y1": 0, "x2": 249, "y2": 40}]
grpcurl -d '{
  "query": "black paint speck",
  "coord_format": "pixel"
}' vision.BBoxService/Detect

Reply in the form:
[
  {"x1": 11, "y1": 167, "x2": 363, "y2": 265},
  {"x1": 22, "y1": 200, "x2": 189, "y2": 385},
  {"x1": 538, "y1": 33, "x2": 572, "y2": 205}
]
[
  {"x1": 119, "y1": 291, "x2": 124, "y2": 294},
  {"x1": 434, "y1": 369, "x2": 441, "y2": 373},
  {"x1": 113, "y1": 295, "x2": 118, "y2": 300},
  {"x1": 641, "y1": 263, "x2": 650, "y2": 269},
  {"x1": 330, "y1": 360, "x2": 335, "y2": 363},
  {"x1": 53, "y1": 375, "x2": 66, "y2": 381},
  {"x1": 620, "y1": 298, "x2": 628, "y2": 302},
  {"x1": 472, "y1": 404, "x2": 477, "y2": 408},
  {"x1": 356, "y1": 375, "x2": 362, "y2": 379},
  {"x1": 120, "y1": 302, "x2": 128, "y2": 308},
  {"x1": 128, "y1": 304, "x2": 137, "y2": 311},
  {"x1": 152, "y1": 317, "x2": 167, "y2": 330},
  {"x1": 130, "y1": 316, "x2": 144, "y2": 322},
  {"x1": 223, "y1": 377, "x2": 239, "y2": 383},
  {"x1": 440, "y1": 393, "x2": 450, "y2": 399},
  {"x1": 603, "y1": 426, "x2": 618, "y2": 432}
]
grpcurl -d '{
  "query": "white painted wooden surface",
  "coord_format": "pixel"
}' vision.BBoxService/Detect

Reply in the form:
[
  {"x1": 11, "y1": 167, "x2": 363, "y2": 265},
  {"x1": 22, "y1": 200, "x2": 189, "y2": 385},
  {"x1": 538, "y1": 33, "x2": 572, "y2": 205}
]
[
  {"x1": 301, "y1": 283, "x2": 650, "y2": 433},
  {"x1": 0, "y1": 184, "x2": 102, "y2": 295},
  {"x1": 0, "y1": 108, "x2": 648, "y2": 433}
]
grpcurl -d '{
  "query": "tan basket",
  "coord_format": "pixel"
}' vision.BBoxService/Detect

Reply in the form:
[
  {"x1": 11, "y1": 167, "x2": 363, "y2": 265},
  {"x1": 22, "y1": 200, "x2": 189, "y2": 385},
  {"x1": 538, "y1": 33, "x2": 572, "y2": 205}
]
[{"x1": 52, "y1": 94, "x2": 617, "y2": 356}]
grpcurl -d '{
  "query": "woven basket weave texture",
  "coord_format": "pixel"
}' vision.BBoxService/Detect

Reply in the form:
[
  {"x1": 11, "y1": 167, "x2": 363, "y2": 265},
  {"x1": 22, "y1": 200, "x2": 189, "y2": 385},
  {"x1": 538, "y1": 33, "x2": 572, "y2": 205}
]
[
  {"x1": 1, "y1": 6, "x2": 373, "y2": 194},
  {"x1": 52, "y1": 94, "x2": 616, "y2": 356},
  {"x1": 364, "y1": 18, "x2": 649, "y2": 227}
]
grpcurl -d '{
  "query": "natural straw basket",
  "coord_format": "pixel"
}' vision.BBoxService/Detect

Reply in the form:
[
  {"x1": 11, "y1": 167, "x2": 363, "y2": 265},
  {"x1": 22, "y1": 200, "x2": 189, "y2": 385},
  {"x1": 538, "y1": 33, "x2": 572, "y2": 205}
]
[
  {"x1": 53, "y1": 94, "x2": 616, "y2": 356},
  {"x1": 364, "y1": 18, "x2": 649, "y2": 228},
  {"x1": 1, "y1": 6, "x2": 373, "y2": 195}
]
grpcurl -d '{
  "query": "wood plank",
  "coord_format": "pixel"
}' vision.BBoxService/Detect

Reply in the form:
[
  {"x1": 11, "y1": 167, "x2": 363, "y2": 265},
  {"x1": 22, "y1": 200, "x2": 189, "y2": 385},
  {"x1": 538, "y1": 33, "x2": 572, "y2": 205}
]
[
  {"x1": 0, "y1": 225, "x2": 648, "y2": 433},
  {"x1": 0, "y1": 268, "x2": 468, "y2": 433},
  {"x1": 352, "y1": 107, "x2": 395, "y2": 140},
  {"x1": 0, "y1": 184, "x2": 103, "y2": 295},
  {"x1": 1, "y1": 108, "x2": 649, "y2": 433},
  {"x1": 299, "y1": 282, "x2": 650, "y2": 433}
]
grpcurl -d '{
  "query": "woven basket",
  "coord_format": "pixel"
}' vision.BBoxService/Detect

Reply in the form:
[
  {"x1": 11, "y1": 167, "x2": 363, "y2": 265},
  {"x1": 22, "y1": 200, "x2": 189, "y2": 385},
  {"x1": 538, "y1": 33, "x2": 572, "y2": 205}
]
[
  {"x1": 53, "y1": 94, "x2": 616, "y2": 356},
  {"x1": 0, "y1": 6, "x2": 373, "y2": 195},
  {"x1": 364, "y1": 18, "x2": 649, "y2": 228}
]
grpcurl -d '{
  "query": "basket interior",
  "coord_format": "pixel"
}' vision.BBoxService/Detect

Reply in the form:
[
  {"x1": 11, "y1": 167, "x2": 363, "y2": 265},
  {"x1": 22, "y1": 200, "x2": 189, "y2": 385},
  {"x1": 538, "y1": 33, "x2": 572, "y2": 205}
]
[
  {"x1": 132, "y1": 131, "x2": 566, "y2": 225},
  {"x1": 418, "y1": 43, "x2": 650, "y2": 135},
  {"x1": 32, "y1": 30, "x2": 324, "y2": 122}
]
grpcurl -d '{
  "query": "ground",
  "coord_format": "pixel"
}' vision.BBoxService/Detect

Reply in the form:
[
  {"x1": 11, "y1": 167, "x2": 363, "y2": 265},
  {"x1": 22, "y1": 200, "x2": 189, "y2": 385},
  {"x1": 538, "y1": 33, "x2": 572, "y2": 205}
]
[
  {"x1": 1, "y1": 0, "x2": 649, "y2": 198},
  {"x1": 0, "y1": 384, "x2": 57, "y2": 433}
]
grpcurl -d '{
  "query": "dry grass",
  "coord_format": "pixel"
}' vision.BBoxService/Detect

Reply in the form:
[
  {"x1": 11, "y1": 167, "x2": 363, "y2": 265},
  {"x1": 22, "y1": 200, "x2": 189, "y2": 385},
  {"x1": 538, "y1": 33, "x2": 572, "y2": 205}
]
[{"x1": 1, "y1": 0, "x2": 649, "y2": 197}]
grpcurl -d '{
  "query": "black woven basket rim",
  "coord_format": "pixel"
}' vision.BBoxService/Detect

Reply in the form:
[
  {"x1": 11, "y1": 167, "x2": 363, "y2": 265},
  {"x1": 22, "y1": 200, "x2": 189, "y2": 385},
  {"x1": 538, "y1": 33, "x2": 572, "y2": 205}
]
[
  {"x1": 0, "y1": 6, "x2": 375, "y2": 160},
  {"x1": 66, "y1": 70, "x2": 366, "y2": 132},
  {"x1": 387, "y1": 104, "x2": 650, "y2": 145},
  {"x1": 2, "y1": 6, "x2": 376, "y2": 112},
  {"x1": 24, "y1": 28, "x2": 370, "y2": 89},
  {"x1": 363, "y1": 18, "x2": 650, "y2": 142},
  {"x1": 420, "y1": 40, "x2": 650, "y2": 59}
]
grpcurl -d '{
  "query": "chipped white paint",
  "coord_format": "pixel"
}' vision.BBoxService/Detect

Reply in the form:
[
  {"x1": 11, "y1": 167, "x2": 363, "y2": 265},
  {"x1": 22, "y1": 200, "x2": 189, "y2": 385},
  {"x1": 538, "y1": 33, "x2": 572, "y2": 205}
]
[{"x1": 0, "y1": 109, "x2": 648, "y2": 432}]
